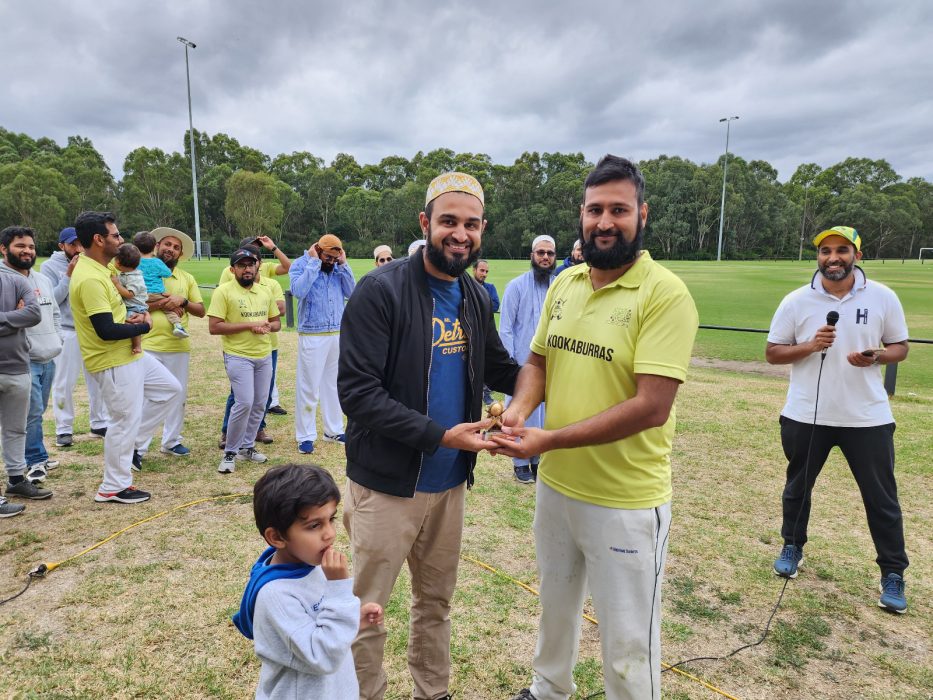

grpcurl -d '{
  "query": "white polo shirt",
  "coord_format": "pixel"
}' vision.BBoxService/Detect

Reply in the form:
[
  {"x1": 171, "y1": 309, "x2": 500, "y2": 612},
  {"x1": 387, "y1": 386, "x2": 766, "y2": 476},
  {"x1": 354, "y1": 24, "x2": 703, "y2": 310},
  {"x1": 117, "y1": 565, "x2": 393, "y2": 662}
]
[{"x1": 768, "y1": 268, "x2": 908, "y2": 427}]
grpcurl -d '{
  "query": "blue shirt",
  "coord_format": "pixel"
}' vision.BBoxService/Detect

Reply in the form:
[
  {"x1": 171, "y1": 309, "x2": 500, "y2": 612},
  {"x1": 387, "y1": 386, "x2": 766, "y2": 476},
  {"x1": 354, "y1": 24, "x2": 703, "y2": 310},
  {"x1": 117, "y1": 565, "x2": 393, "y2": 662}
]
[
  {"x1": 480, "y1": 281, "x2": 500, "y2": 313},
  {"x1": 138, "y1": 257, "x2": 172, "y2": 295},
  {"x1": 290, "y1": 253, "x2": 356, "y2": 334},
  {"x1": 418, "y1": 276, "x2": 468, "y2": 492}
]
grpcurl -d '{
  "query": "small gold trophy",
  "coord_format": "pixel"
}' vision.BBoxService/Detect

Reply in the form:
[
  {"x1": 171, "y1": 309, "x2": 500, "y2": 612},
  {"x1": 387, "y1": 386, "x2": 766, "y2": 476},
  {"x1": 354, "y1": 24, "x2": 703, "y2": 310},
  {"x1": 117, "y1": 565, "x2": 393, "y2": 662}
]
[{"x1": 482, "y1": 401, "x2": 505, "y2": 440}]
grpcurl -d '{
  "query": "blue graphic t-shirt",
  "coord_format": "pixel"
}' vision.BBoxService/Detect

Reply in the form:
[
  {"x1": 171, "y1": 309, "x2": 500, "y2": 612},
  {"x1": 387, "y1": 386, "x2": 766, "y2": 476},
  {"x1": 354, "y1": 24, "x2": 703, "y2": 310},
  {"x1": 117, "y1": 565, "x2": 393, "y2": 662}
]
[{"x1": 418, "y1": 275, "x2": 469, "y2": 492}]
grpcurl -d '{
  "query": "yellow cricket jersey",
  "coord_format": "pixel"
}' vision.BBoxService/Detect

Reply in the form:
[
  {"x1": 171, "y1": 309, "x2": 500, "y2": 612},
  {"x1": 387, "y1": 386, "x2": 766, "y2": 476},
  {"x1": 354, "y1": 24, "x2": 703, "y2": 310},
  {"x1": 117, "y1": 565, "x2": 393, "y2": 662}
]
[
  {"x1": 142, "y1": 266, "x2": 204, "y2": 353},
  {"x1": 529, "y1": 251, "x2": 699, "y2": 509},
  {"x1": 256, "y1": 276, "x2": 285, "y2": 351},
  {"x1": 217, "y1": 260, "x2": 279, "y2": 286},
  {"x1": 70, "y1": 255, "x2": 141, "y2": 373},
  {"x1": 207, "y1": 280, "x2": 280, "y2": 358}
]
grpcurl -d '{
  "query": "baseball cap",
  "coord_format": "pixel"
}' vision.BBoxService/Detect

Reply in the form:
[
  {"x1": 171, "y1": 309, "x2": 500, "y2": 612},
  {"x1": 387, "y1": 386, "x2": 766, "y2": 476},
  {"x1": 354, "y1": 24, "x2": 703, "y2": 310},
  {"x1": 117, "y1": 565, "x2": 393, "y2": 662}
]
[
  {"x1": 316, "y1": 234, "x2": 343, "y2": 256},
  {"x1": 813, "y1": 226, "x2": 861, "y2": 251},
  {"x1": 59, "y1": 227, "x2": 78, "y2": 245},
  {"x1": 230, "y1": 247, "x2": 260, "y2": 266}
]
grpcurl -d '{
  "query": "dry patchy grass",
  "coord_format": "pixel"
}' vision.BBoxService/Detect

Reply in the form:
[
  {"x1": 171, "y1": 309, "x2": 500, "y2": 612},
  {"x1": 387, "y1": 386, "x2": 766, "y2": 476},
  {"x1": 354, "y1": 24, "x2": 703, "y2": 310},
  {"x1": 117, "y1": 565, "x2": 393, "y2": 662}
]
[{"x1": 1, "y1": 324, "x2": 930, "y2": 699}]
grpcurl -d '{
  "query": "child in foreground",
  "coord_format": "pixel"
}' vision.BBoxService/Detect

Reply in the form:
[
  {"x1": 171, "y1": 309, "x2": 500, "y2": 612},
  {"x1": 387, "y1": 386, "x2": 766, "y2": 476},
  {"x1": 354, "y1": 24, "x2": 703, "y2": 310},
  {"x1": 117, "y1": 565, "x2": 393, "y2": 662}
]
[{"x1": 233, "y1": 464, "x2": 383, "y2": 700}]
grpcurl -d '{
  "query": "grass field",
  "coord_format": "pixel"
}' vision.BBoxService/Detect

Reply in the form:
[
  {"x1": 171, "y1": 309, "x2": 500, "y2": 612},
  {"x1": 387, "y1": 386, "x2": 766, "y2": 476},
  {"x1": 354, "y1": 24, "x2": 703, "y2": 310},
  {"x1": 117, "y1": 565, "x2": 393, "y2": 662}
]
[{"x1": 1, "y1": 255, "x2": 930, "y2": 698}]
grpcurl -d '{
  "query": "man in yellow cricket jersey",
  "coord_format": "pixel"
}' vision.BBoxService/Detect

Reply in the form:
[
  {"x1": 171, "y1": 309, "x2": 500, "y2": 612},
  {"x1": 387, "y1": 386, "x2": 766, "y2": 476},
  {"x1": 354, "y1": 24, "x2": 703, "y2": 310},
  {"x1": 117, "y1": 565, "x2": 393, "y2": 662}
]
[
  {"x1": 70, "y1": 212, "x2": 182, "y2": 504},
  {"x1": 138, "y1": 227, "x2": 205, "y2": 458},
  {"x1": 494, "y1": 156, "x2": 699, "y2": 700},
  {"x1": 208, "y1": 246, "x2": 281, "y2": 474}
]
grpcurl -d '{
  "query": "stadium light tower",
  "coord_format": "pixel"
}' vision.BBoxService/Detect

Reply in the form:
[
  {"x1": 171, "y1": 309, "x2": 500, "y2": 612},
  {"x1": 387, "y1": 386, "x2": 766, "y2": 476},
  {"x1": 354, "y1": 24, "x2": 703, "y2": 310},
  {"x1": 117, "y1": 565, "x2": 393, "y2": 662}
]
[
  {"x1": 716, "y1": 116, "x2": 739, "y2": 262},
  {"x1": 178, "y1": 36, "x2": 202, "y2": 260}
]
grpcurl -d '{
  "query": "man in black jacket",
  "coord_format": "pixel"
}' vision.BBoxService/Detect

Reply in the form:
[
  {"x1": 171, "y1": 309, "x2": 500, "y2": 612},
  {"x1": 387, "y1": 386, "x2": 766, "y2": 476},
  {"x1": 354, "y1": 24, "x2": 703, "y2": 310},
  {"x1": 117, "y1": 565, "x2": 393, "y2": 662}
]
[{"x1": 338, "y1": 172, "x2": 520, "y2": 700}]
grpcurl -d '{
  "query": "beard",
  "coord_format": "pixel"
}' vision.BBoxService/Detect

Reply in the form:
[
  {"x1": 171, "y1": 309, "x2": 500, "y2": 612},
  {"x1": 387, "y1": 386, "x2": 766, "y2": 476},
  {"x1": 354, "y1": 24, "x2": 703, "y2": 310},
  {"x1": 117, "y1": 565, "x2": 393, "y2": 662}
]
[
  {"x1": 579, "y1": 217, "x2": 643, "y2": 270},
  {"x1": 236, "y1": 276, "x2": 254, "y2": 288},
  {"x1": 6, "y1": 253, "x2": 35, "y2": 270},
  {"x1": 425, "y1": 226, "x2": 480, "y2": 277},
  {"x1": 531, "y1": 258, "x2": 555, "y2": 283},
  {"x1": 320, "y1": 261, "x2": 335, "y2": 273},
  {"x1": 159, "y1": 252, "x2": 178, "y2": 270},
  {"x1": 819, "y1": 259, "x2": 854, "y2": 282}
]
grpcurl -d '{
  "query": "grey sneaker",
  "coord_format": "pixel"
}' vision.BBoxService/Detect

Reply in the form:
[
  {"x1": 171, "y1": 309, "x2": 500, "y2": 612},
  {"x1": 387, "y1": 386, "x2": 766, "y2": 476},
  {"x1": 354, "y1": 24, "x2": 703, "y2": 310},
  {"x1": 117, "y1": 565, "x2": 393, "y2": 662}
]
[
  {"x1": 56, "y1": 433, "x2": 73, "y2": 447},
  {"x1": 0, "y1": 496, "x2": 25, "y2": 518},
  {"x1": 218, "y1": 452, "x2": 236, "y2": 474},
  {"x1": 236, "y1": 447, "x2": 267, "y2": 463},
  {"x1": 6, "y1": 480, "x2": 53, "y2": 500},
  {"x1": 26, "y1": 464, "x2": 49, "y2": 483},
  {"x1": 510, "y1": 690, "x2": 537, "y2": 700}
]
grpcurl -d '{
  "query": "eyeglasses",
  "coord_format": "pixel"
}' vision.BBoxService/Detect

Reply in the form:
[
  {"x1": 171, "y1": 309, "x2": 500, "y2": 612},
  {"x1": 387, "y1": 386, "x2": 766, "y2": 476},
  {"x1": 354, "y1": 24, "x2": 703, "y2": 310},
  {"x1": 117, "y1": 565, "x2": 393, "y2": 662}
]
[
  {"x1": 99, "y1": 232, "x2": 123, "y2": 240},
  {"x1": 234, "y1": 260, "x2": 258, "y2": 269},
  {"x1": 321, "y1": 253, "x2": 340, "y2": 263},
  {"x1": 377, "y1": 256, "x2": 393, "y2": 263},
  {"x1": 534, "y1": 249, "x2": 556, "y2": 257}
]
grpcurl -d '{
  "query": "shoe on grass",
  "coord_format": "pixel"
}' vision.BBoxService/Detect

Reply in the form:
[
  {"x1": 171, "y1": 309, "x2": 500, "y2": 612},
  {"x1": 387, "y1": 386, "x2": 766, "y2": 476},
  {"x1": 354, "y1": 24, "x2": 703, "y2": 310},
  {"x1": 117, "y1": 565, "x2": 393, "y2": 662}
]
[
  {"x1": 298, "y1": 440, "x2": 314, "y2": 454},
  {"x1": 95, "y1": 486, "x2": 150, "y2": 504},
  {"x1": 255, "y1": 429, "x2": 274, "y2": 444},
  {"x1": 513, "y1": 465, "x2": 535, "y2": 484},
  {"x1": 236, "y1": 447, "x2": 267, "y2": 463},
  {"x1": 218, "y1": 452, "x2": 236, "y2": 474},
  {"x1": 773, "y1": 544, "x2": 804, "y2": 578},
  {"x1": 160, "y1": 444, "x2": 191, "y2": 456},
  {"x1": 0, "y1": 496, "x2": 25, "y2": 518},
  {"x1": 6, "y1": 479, "x2": 52, "y2": 500},
  {"x1": 45, "y1": 459, "x2": 59, "y2": 470},
  {"x1": 26, "y1": 464, "x2": 48, "y2": 483},
  {"x1": 56, "y1": 433, "x2": 73, "y2": 447},
  {"x1": 323, "y1": 433, "x2": 346, "y2": 443},
  {"x1": 90, "y1": 427, "x2": 107, "y2": 438},
  {"x1": 878, "y1": 573, "x2": 907, "y2": 614},
  {"x1": 131, "y1": 450, "x2": 143, "y2": 472},
  {"x1": 510, "y1": 690, "x2": 538, "y2": 700},
  {"x1": 267, "y1": 405, "x2": 288, "y2": 416}
]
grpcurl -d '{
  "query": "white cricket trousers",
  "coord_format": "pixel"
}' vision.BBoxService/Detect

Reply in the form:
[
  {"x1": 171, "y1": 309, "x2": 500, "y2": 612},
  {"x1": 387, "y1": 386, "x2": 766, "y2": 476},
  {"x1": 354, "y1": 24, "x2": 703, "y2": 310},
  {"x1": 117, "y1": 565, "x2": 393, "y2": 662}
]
[
  {"x1": 87, "y1": 354, "x2": 182, "y2": 494},
  {"x1": 139, "y1": 350, "x2": 190, "y2": 452},
  {"x1": 529, "y1": 480, "x2": 671, "y2": 700},
  {"x1": 52, "y1": 328, "x2": 109, "y2": 434},
  {"x1": 295, "y1": 334, "x2": 344, "y2": 443}
]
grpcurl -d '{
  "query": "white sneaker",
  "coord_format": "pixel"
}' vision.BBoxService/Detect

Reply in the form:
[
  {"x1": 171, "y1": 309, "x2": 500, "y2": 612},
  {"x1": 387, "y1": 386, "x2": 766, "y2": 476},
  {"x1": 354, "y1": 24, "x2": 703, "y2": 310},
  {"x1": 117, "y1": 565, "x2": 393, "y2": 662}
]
[
  {"x1": 218, "y1": 452, "x2": 236, "y2": 474},
  {"x1": 172, "y1": 323, "x2": 190, "y2": 338},
  {"x1": 45, "y1": 459, "x2": 60, "y2": 470},
  {"x1": 26, "y1": 463, "x2": 48, "y2": 483},
  {"x1": 236, "y1": 447, "x2": 267, "y2": 463}
]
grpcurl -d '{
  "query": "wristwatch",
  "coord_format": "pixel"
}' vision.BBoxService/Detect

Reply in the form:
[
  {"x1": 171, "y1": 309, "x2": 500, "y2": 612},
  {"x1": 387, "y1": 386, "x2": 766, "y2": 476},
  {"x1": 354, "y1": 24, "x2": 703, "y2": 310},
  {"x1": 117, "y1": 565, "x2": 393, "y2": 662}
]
[{"x1": 181, "y1": 298, "x2": 189, "y2": 308}]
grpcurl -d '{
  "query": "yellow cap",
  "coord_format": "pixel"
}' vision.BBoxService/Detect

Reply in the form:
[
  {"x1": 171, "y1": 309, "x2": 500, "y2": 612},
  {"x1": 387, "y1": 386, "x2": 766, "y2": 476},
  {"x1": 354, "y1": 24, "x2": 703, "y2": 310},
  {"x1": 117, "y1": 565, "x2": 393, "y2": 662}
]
[{"x1": 813, "y1": 226, "x2": 861, "y2": 251}]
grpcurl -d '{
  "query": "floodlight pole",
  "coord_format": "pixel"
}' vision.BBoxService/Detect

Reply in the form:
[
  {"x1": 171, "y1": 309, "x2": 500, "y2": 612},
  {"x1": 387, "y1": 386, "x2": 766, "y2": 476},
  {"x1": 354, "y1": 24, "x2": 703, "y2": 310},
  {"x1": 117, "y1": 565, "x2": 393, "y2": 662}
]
[
  {"x1": 178, "y1": 36, "x2": 202, "y2": 260},
  {"x1": 716, "y1": 116, "x2": 739, "y2": 262},
  {"x1": 798, "y1": 182, "x2": 809, "y2": 261}
]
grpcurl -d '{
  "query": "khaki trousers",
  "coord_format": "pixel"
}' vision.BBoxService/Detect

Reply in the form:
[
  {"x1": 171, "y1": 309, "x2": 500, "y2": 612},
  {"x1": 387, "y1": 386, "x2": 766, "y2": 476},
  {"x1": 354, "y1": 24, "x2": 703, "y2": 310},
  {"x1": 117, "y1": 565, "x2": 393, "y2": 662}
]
[{"x1": 344, "y1": 479, "x2": 466, "y2": 700}]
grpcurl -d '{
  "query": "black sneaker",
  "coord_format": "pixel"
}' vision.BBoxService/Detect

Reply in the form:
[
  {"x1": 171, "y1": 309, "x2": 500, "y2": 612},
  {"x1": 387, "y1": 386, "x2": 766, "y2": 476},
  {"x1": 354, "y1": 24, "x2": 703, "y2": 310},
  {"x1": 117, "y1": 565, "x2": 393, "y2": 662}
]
[
  {"x1": 6, "y1": 480, "x2": 53, "y2": 500},
  {"x1": 132, "y1": 450, "x2": 142, "y2": 472},
  {"x1": 267, "y1": 405, "x2": 288, "y2": 416},
  {"x1": 90, "y1": 427, "x2": 107, "y2": 438},
  {"x1": 56, "y1": 433, "x2": 73, "y2": 447},
  {"x1": 511, "y1": 691, "x2": 537, "y2": 700},
  {"x1": 95, "y1": 486, "x2": 151, "y2": 504}
]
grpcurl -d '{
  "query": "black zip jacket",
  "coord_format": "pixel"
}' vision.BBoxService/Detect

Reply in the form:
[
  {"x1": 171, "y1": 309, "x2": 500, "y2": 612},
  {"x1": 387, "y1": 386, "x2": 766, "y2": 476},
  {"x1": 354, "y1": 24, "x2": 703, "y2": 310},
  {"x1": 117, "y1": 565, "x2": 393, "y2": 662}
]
[{"x1": 338, "y1": 251, "x2": 520, "y2": 497}]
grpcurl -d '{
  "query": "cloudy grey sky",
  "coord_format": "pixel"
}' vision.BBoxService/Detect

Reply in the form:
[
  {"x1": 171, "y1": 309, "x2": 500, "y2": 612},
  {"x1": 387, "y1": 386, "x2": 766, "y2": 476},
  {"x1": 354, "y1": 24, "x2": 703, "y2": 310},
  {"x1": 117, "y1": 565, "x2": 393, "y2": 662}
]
[{"x1": 2, "y1": 1, "x2": 931, "y2": 181}]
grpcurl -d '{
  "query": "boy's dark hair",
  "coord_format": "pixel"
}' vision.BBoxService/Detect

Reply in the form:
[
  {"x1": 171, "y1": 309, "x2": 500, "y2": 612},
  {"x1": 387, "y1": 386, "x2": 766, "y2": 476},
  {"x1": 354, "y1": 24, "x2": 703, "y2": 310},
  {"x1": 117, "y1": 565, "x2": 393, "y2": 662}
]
[
  {"x1": 0, "y1": 226, "x2": 35, "y2": 249},
  {"x1": 133, "y1": 231, "x2": 157, "y2": 254},
  {"x1": 74, "y1": 211, "x2": 117, "y2": 248},
  {"x1": 253, "y1": 464, "x2": 341, "y2": 537},
  {"x1": 584, "y1": 155, "x2": 646, "y2": 207},
  {"x1": 116, "y1": 243, "x2": 141, "y2": 269}
]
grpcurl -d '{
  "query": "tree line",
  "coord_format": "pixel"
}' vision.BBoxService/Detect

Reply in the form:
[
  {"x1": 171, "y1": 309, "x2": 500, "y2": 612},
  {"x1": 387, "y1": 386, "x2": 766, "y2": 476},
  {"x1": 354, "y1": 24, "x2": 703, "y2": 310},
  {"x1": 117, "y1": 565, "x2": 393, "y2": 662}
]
[{"x1": 1, "y1": 126, "x2": 931, "y2": 260}]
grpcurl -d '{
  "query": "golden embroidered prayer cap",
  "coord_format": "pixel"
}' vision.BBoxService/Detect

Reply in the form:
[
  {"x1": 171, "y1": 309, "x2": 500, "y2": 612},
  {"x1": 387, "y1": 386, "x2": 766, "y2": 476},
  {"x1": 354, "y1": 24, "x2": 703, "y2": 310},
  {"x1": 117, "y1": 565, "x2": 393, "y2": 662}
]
[{"x1": 424, "y1": 172, "x2": 484, "y2": 207}]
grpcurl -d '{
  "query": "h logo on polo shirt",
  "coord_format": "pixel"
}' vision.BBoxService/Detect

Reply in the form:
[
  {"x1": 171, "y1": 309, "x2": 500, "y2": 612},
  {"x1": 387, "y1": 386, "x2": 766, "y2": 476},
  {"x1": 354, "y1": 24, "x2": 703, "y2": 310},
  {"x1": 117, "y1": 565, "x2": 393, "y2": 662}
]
[{"x1": 856, "y1": 308, "x2": 869, "y2": 325}]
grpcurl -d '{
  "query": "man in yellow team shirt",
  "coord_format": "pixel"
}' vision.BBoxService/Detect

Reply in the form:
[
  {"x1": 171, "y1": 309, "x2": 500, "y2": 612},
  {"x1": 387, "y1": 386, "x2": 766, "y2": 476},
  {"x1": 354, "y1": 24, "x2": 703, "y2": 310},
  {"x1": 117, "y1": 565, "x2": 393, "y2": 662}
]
[
  {"x1": 493, "y1": 156, "x2": 699, "y2": 700},
  {"x1": 138, "y1": 227, "x2": 205, "y2": 458},
  {"x1": 208, "y1": 247, "x2": 280, "y2": 474},
  {"x1": 70, "y1": 212, "x2": 182, "y2": 504}
]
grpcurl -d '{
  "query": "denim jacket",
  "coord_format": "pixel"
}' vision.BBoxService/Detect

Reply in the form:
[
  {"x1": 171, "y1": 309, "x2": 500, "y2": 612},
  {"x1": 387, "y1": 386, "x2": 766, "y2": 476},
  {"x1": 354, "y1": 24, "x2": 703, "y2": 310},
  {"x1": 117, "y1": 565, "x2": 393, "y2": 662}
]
[{"x1": 289, "y1": 252, "x2": 356, "y2": 334}]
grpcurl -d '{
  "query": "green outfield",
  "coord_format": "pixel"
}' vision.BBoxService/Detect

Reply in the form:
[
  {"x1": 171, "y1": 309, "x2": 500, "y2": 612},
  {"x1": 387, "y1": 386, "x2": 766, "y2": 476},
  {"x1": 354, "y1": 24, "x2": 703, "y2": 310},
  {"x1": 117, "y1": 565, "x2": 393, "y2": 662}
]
[{"x1": 38, "y1": 255, "x2": 933, "y2": 392}]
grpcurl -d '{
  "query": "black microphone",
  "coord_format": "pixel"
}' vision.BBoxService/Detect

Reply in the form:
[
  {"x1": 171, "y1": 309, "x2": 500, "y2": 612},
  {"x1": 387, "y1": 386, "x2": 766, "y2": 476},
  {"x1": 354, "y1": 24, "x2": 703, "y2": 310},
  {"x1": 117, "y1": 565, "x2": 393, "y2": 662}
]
[{"x1": 821, "y1": 310, "x2": 839, "y2": 356}]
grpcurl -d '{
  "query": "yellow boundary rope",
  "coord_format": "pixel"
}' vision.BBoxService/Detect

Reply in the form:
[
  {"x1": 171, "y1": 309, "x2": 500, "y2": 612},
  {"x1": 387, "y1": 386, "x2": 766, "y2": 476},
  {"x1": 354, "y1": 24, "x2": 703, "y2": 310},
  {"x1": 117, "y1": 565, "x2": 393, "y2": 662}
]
[
  {"x1": 461, "y1": 554, "x2": 741, "y2": 700},
  {"x1": 26, "y1": 496, "x2": 738, "y2": 699}
]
